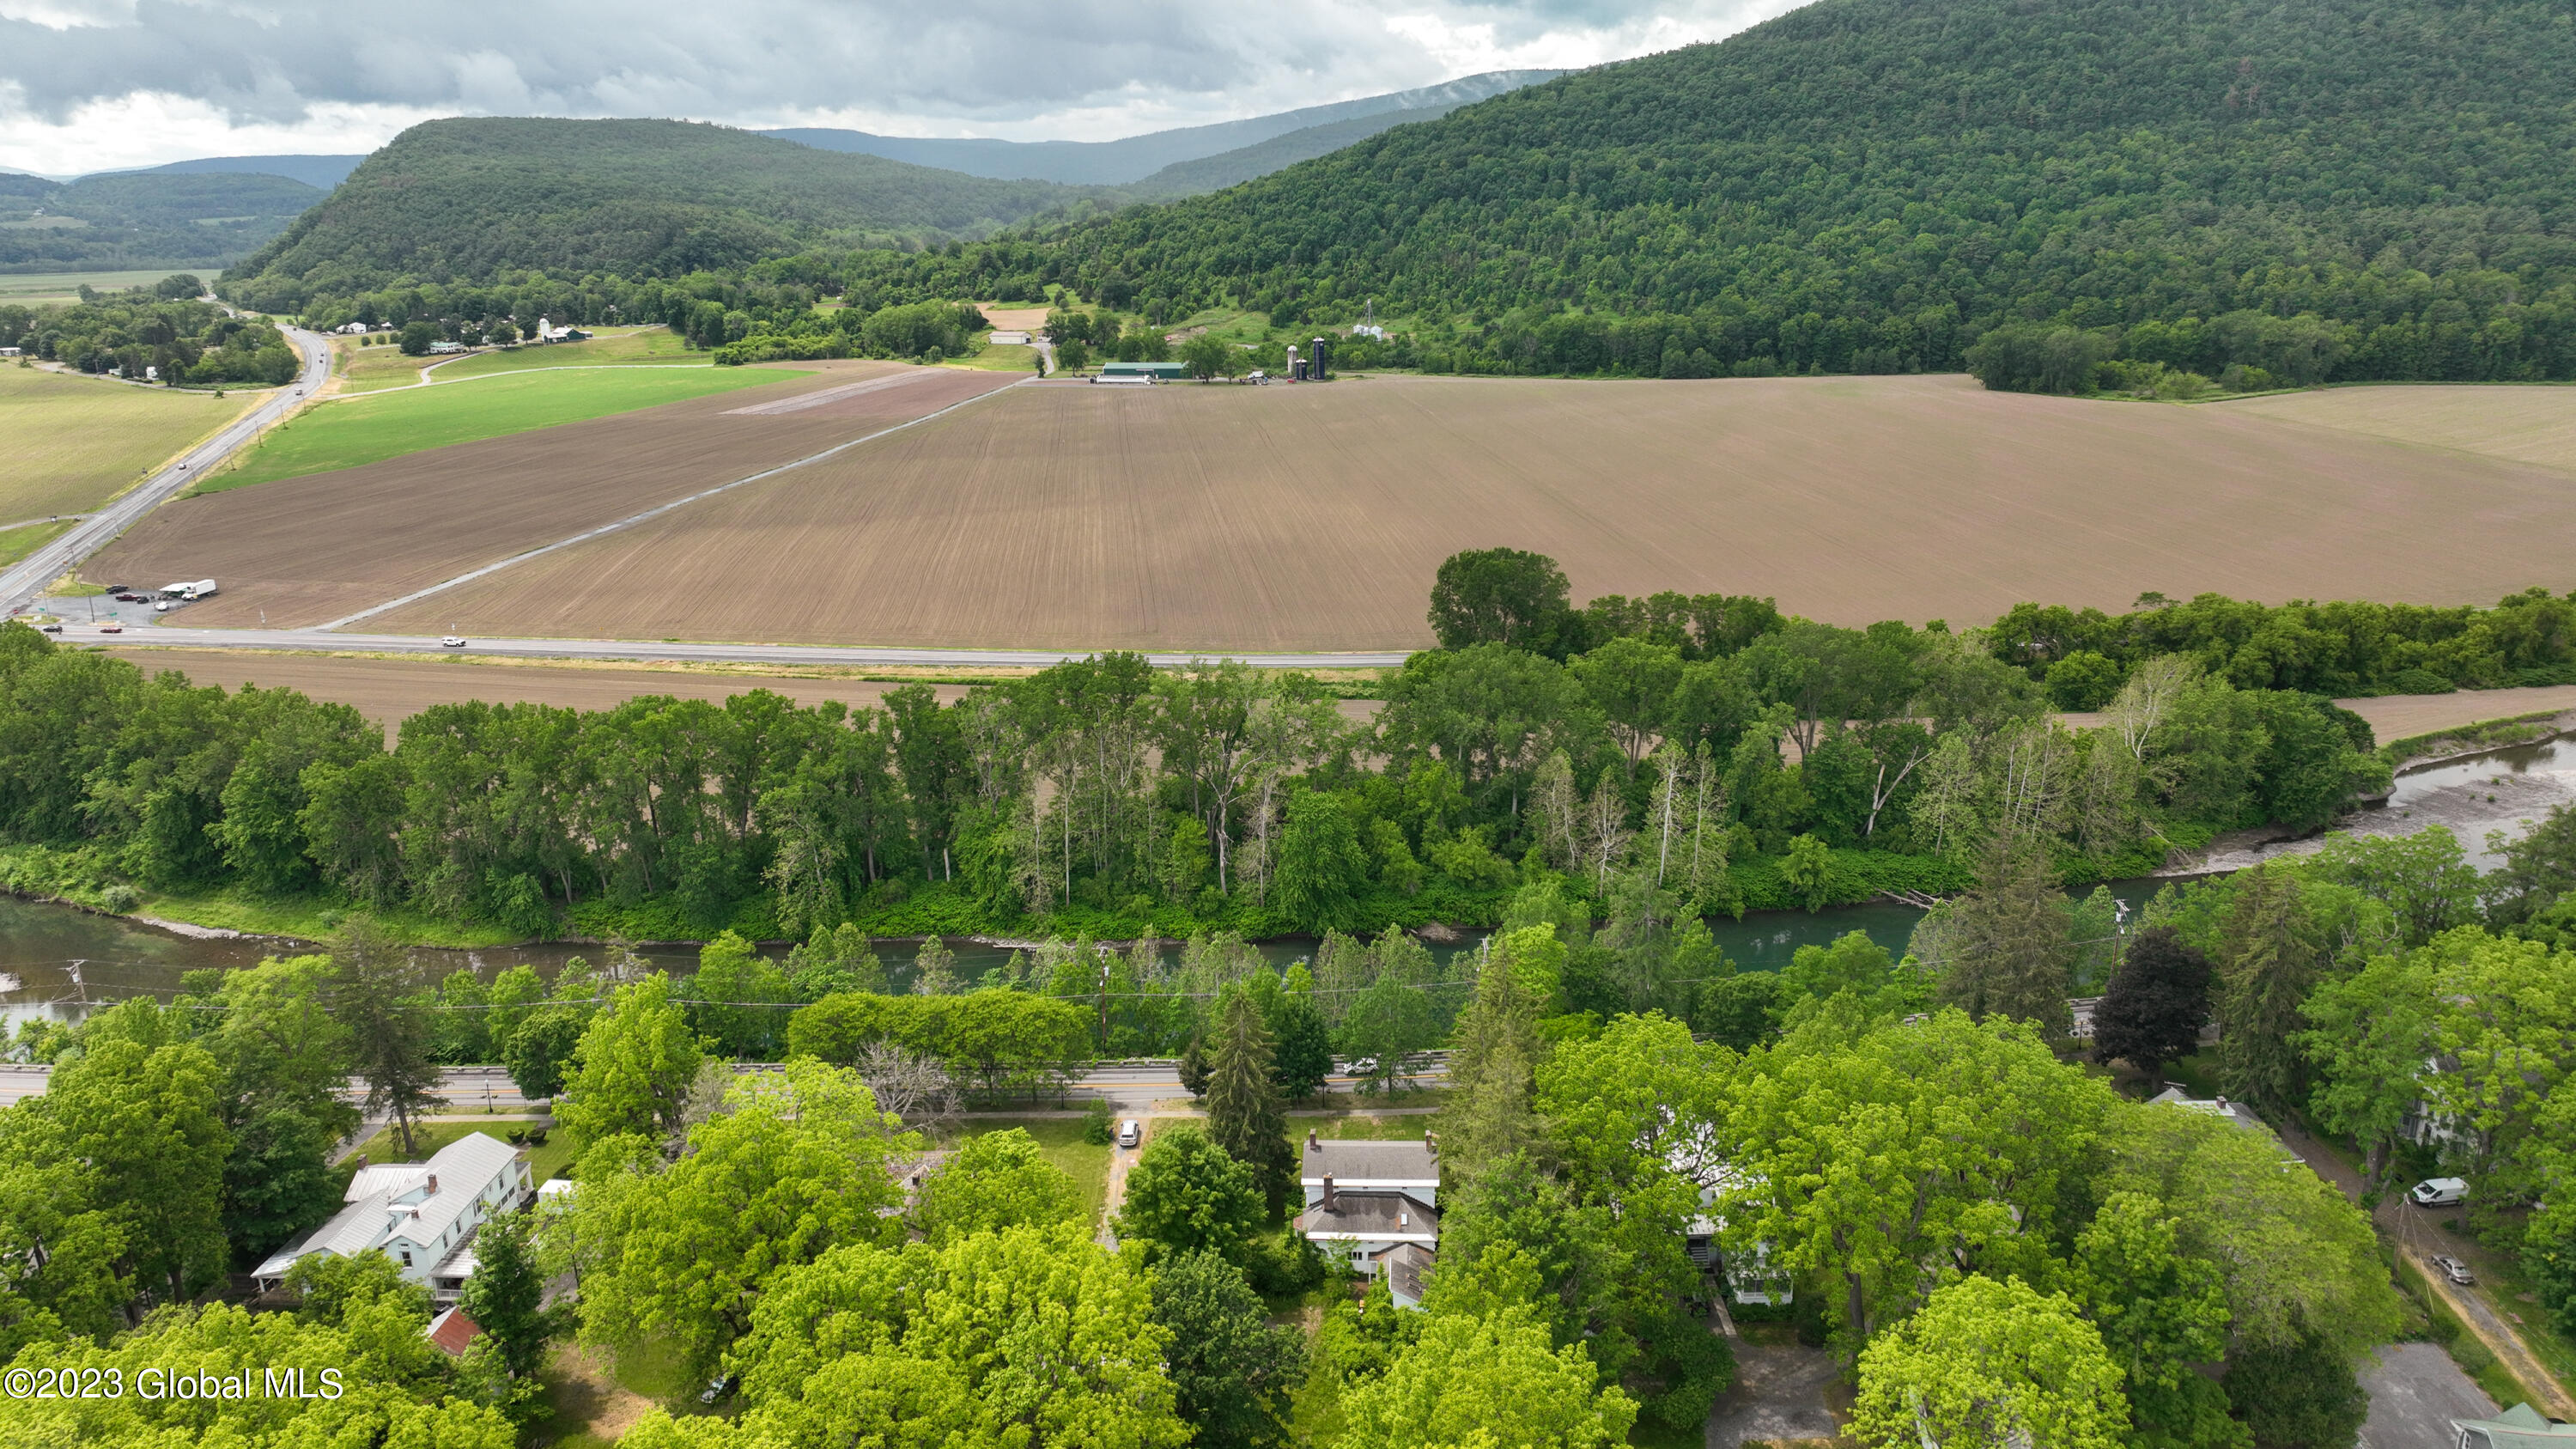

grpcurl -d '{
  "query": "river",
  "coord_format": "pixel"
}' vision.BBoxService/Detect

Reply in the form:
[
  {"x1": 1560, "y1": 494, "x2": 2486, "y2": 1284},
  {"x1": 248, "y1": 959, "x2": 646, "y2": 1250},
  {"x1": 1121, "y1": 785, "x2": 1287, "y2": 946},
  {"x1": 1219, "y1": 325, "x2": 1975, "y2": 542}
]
[{"x1": 8, "y1": 734, "x2": 2561, "y2": 1029}]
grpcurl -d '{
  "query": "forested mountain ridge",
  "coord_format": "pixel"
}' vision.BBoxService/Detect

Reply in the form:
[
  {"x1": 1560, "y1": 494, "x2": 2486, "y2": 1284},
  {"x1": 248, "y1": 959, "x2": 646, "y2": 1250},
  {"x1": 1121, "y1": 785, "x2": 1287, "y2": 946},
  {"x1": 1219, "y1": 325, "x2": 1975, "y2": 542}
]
[
  {"x1": 0, "y1": 169, "x2": 323, "y2": 273},
  {"x1": 1016, "y1": 0, "x2": 2576, "y2": 379},
  {"x1": 222, "y1": 119, "x2": 1111, "y2": 311}
]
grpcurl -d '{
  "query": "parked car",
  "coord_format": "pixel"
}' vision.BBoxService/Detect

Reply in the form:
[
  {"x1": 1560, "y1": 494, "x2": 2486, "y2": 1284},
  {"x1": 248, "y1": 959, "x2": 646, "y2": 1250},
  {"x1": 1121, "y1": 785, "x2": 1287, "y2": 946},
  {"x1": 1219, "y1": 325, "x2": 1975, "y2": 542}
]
[
  {"x1": 698, "y1": 1373, "x2": 738, "y2": 1405},
  {"x1": 112, "y1": 593, "x2": 143, "y2": 602},
  {"x1": 153, "y1": 600, "x2": 173, "y2": 612},
  {"x1": 1117, "y1": 1120, "x2": 1141, "y2": 1148},
  {"x1": 2410, "y1": 1178, "x2": 2470, "y2": 1208},
  {"x1": 96, "y1": 583, "x2": 127, "y2": 594},
  {"x1": 2430, "y1": 1254, "x2": 2476, "y2": 1286}
]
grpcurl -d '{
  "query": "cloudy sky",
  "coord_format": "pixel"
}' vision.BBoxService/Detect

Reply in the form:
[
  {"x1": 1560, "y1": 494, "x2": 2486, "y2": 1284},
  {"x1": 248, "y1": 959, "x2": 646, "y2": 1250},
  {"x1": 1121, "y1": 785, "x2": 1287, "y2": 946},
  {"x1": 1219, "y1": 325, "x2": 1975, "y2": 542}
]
[{"x1": 0, "y1": 0, "x2": 1804, "y2": 175}]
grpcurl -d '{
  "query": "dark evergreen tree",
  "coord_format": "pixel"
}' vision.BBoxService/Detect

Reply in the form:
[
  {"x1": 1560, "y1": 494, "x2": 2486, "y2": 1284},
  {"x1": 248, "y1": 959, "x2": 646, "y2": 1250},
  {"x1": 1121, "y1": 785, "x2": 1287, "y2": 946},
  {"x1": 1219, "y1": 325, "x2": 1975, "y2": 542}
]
[
  {"x1": 1267, "y1": 990, "x2": 1335, "y2": 1102},
  {"x1": 1934, "y1": 843, "x2": 2075, "y2": 1036},
  {"x1": 2092, "y1": 927, "x2": 2214, "y2": 1080},
  {"x1": 2215, "y1": 867, "x2": 2324, "y2": 1118},
  {"x1": 1177, "y1": 1032, "x2": 1212, "y2": 1098},
  {"x1": 1205, "y1": 989, "x2": 1292, "y2": 1216}
]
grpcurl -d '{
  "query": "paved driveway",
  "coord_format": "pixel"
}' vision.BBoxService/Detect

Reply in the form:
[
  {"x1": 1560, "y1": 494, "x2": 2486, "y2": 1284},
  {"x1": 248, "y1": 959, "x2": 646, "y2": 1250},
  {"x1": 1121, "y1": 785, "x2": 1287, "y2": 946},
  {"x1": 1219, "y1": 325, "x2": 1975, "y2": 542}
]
[{"x1": 2360, "y1": 1342, "x2": 2496, "y2": 1449}]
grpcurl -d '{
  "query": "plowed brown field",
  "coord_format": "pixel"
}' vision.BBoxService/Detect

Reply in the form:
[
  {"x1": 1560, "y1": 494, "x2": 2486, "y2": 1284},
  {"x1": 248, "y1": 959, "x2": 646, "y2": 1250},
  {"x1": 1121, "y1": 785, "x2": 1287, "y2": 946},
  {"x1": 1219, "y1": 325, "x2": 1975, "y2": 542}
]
[
  {"x1": 358, "y1": 374, "x2": 2576, "y2": 652},
  {"x1": 87, "y1": 362, "x2": 1022, "y2": 628}
]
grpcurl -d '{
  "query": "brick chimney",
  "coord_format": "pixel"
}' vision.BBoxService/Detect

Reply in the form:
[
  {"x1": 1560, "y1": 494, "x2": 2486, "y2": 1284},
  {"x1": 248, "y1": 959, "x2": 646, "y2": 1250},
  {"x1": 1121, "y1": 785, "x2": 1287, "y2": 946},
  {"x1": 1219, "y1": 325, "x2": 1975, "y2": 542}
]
[
  {"x1": 426, "y1": 1174, "x2": 440, "y2": 1196},
  {"x1": 1307, "y1": 1128, "x2": 1320, "y2": 1152},
  {"x1": 1425, "y1": 1129, "x2": 1437, "y2": 1156},
  {"x1": 353, "y1": 1155, "x2": 368, "y2": 1170},
  {"x1": 1321, "y1": 1174, "x2": 1337, "y2": 1210}
]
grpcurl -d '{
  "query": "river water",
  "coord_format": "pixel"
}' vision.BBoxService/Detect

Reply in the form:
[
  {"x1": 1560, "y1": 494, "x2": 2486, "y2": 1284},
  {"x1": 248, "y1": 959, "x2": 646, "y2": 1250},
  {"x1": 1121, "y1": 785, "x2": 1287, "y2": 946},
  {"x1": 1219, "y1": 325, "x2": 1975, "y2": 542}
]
[{"x1": 0, "y1": 881, "x2": 2178, "y2": 1029}]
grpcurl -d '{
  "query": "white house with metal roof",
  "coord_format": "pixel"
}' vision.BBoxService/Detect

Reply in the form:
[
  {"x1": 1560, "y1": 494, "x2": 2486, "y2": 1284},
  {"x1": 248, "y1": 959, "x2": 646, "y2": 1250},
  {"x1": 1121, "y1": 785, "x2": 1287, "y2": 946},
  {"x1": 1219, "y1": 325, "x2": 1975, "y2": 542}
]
[{"x1": 253, "y1": 1131, "x2": 533, "y2": 1298}]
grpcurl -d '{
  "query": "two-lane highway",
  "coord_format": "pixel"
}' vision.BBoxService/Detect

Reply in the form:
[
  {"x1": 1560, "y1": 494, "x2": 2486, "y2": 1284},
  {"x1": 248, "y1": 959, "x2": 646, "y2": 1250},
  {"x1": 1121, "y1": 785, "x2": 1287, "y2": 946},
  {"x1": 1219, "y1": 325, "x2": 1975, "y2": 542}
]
[
  {"x1": 49, "y1": 621, "x2": 1413, "y2": 671},
  {"x1": 0, "y1": 1056, "x2": 1446, "y2": 1110},
  {"x1": 0, "y1": 321, "x2": 331, "y2": 614}
]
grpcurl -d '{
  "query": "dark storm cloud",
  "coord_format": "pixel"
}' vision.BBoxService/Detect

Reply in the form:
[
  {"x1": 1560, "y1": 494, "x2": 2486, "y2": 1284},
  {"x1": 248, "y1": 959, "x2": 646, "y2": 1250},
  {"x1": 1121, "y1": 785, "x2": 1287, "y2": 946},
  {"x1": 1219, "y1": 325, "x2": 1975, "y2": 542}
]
[{"x1": 0, "y1": 0, "x2": 1749, "y2": 128}]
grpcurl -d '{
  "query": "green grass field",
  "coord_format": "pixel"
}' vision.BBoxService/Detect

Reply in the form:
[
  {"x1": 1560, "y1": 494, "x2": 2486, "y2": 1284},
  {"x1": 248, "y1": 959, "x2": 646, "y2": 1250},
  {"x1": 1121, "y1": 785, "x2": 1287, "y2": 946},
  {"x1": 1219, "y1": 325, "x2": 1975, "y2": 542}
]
[
  {"x1": 951, "y1": 341, "x2": 1044, "y2": 373},
  {"x1": 945, "y1": 1117, "x2": 1113, "y2": 1230},
  {"x1": 0, "y1": 269, "x2": 189, "y2": 306},
  {"x1": 0, "y1": 520, "x2": 73, "y2": 566},
  {"x1": 204, "y1": 363, "x2": 807, "y2": 490},
  {"x1": 0, "y1": 364, "x2": 259, "y2": 519},
  {"x1": 337, "y1": 327, "x2": 708, "y2": 393}
]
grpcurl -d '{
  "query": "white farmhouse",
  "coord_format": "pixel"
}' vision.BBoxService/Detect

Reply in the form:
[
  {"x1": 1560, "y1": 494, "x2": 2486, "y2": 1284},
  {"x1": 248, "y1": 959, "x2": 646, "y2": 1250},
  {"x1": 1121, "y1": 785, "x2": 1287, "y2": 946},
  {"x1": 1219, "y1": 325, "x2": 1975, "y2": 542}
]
[
  {"x1": 1292, "y1": 1130, "x2": 1443, "y2": 1306},
  {"x1": 253, "y1": 1132, "x2": 533, "y2": 1300}
]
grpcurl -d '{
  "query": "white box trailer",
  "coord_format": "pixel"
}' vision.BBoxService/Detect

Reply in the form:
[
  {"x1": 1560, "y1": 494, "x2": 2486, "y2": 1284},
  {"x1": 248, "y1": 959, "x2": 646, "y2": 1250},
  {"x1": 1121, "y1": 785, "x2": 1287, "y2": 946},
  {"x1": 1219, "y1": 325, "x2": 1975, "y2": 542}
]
[{"x1": 186, "y1": 579, "x2": 217, "y2": 599}]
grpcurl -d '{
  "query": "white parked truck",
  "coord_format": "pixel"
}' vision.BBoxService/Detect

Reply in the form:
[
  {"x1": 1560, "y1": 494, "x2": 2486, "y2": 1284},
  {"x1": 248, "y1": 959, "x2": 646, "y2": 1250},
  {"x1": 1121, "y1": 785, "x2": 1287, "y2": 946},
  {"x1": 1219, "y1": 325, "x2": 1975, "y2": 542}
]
[{"x1": 182, "y1": 579, "x2": 218, "y2": 600}]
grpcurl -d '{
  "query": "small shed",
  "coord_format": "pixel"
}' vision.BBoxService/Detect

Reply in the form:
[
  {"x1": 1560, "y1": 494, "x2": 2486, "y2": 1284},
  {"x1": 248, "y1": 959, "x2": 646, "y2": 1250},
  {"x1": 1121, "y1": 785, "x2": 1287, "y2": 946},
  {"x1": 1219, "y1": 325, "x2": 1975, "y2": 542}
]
[{"x1": 2458, "y1": 1403, "x2": 2576, "y2": 1447}]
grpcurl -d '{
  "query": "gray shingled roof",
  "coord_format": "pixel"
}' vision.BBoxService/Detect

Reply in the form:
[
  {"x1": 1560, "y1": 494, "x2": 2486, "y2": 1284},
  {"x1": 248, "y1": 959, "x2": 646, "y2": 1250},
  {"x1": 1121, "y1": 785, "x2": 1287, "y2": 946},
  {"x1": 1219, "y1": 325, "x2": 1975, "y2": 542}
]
[
  {"x1": 1297, "y1": 1189, "x2": 1439, "y2": 1240},
  {"x1": 1299, "y1": 1137, "x2": 1438, "y2": 1184}
]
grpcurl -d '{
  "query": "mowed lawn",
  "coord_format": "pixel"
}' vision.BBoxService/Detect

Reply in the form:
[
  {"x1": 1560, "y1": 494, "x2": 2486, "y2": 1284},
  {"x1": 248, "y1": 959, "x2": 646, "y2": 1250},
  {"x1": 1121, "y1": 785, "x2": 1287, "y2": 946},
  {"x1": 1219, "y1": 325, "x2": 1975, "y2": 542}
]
[
  {"x1": 0, "y1": 363, "x2": 259, "y2": 519},
  {"x1": 202, "y1": 363, "x2": 809, "y2": 491},
  {"x1": 336, "y1": 326, "x2": 705, "y2": 393}
]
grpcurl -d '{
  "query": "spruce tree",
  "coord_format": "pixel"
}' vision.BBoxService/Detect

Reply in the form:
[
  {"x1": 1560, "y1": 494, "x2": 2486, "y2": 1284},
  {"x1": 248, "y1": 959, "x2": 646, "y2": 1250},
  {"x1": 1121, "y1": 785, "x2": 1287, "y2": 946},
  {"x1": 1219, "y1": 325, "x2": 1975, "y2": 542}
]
[
  {"x1": 1934, "y1": 842, "x2": 2075, "y2": 1036},
  {"x1": 1438, "y1": 947, "x2": 1546, "y2": 1178},
  {"x1": 2215, "y1": 866, "x2": 2321, "y2": 1117},
  {"x1": 1206, "y1": 989, "x2": 1292, "y2": 1215},
  {"x1": 1178, "y1": 1033, "x2": 1212, "y2": 1097}
]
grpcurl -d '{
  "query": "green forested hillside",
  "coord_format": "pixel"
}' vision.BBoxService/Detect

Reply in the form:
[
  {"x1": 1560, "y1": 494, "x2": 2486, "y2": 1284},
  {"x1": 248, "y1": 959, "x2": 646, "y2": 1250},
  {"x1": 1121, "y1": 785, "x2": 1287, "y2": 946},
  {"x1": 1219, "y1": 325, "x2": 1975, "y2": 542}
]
[
  {"x1": 224, "y1": 119, "x2": 1109, "y2": 311},
  {"x1": 0, "y1": 171, "x2": 323, "y2": 272},
  {"x1": 1001, "y1": 0, "x2": 2576, "y2": 380}
]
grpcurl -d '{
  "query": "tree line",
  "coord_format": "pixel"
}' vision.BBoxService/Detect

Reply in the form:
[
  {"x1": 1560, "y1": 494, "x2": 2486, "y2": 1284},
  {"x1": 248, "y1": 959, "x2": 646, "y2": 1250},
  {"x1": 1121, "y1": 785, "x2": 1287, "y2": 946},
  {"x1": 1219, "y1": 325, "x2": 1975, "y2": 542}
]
[
  {"x1": 3, "y1": 278, "x2": 301, "y2": 386},
  {"x1": 4, "y1": 545, "x2": 2497, "y2": 953}
]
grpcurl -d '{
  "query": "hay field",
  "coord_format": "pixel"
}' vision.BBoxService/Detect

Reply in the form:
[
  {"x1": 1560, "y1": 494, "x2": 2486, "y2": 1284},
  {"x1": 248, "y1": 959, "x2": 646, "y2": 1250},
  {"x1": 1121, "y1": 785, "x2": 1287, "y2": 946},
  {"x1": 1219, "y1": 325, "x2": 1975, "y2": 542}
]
[
  {"x1": 0, "y1": 270, "x2": 181, "y2": 306},
  {"x1": 368, "y1": 374, "x2": 2576, "y2": 652},
  {"x1": 90, "y1": 362, "x2": 1022, "y2": 627},
  {"x1": 2219, "y1": 385, "x2": 2576, "y2": 473},
  {"x1": 333, "y1": 327, "x2": 702, "y2": 393},
  {"x1": 0, "y1": 364, "x2": 258, "y2": 519},
  {"x1": 201, "y1": 362, "x2": 807, "y2": 492}
]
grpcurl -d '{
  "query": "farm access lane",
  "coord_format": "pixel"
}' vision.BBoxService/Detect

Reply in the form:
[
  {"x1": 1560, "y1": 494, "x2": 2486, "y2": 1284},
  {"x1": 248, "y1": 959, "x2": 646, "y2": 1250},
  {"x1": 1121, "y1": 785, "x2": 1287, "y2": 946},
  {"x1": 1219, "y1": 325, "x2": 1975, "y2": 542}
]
[
  {"x1": 52, "y1": 621, "x2": 1413, "y2": 670},
  {"x1": 0, "y1": 321, "x2": 331, "y2": 615}
]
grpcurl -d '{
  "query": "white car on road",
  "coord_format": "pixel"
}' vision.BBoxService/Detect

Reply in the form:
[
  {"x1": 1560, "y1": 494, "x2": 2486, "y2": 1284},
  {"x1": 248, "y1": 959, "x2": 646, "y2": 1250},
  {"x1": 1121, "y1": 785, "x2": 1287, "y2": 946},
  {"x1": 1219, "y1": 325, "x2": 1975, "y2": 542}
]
[{"x1": 440, "y1": 635, "x2": 468, "y2": 648}]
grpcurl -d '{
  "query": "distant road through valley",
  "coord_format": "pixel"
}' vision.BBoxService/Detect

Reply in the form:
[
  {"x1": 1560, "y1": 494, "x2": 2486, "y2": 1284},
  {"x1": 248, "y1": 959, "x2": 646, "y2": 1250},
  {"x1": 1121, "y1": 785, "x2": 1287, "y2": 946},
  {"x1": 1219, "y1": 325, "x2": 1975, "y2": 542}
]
[{"x1": 0, "y1": 322, "x2": 331, "y2": 614}]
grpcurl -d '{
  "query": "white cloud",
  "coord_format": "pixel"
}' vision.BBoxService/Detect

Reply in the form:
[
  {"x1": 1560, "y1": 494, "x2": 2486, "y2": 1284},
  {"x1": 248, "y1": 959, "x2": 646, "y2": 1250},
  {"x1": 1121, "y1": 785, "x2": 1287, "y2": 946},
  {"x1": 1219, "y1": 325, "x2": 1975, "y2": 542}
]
[{"x1": 0, "y1": 0, "x2": 1807, "y2": 174}]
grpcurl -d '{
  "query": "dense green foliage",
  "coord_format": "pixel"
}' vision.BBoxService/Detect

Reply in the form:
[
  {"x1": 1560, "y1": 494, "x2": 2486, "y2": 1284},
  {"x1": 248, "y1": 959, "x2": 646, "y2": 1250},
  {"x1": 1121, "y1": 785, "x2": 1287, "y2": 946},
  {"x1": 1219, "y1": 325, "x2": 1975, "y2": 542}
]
[
  {"x1": 223, "y1": 119, "x2": 1109, "y2": 312},
  {"x1": 1022, "y1": 0, "x2": 2576, "y2": 381},
  {"x1": 0, "y1": 277, "x2": 299, "y2": 384},
  {"x1": 0, "y1": 170, "x2": 323, "y2": 272}
]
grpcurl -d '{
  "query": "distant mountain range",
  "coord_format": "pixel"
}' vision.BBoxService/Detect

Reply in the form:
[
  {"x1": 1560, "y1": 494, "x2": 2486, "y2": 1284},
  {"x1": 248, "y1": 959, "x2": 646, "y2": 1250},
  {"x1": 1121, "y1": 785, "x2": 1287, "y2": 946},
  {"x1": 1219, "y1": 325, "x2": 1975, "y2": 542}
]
[
  {"x1": 758, "y1": 70, "x2": 1560, "y2": 186},
  {"x1": 4, "y1": 70, "x2": 1557, "y2": 282}
]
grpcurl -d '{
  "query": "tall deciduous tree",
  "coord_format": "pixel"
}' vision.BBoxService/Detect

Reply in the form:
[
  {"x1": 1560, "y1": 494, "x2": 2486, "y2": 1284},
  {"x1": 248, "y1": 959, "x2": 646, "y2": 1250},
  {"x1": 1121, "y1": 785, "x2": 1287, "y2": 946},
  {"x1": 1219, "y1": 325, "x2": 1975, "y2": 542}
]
[
  {"x1": 555, "y1": 973, "x2": 704, "y2": 1152},
  {"x1": 1853, "y1": 1275, "x2": 2130, "y2": 1449},
  {"x1": 915, "y1": 1127, "x2": 1082, "y2": 1245},
  {"x1": 1151, "y1": 1250, "x2": 1308, "y2": 1449},
  {"x1": 1116, "y1": 1123, "x2": 1263, "y2": 1259},
  {"x1": 2065, "y1": 1192, "x2": 2235, "y2": 1449},
  {"x1": 1334, "y1": 1305, "x2": 1637, "y2": 1449},
  {"x1": 333, "y1": 916, "x2": 442, "y2": 1156},
  {"x1": 1428, "y1": 547, "x2": 1573, "y2": 654},
  {"x1": 457, "y1": 1209, "x2": 558, "y2": 1380},
  {"x1": 573, "y1": 1061, "x2": 911, "y2": 1378},
  {"x1": 2091, "y1": 927, "x2": 2214, "y2": 1081},
  {"x1": 197, "y1": 954, "x2": 361, "y2": 1262}
]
